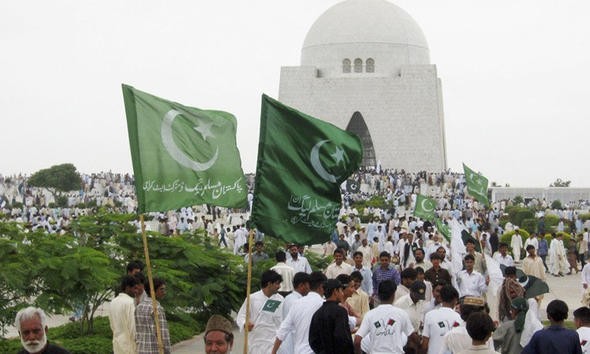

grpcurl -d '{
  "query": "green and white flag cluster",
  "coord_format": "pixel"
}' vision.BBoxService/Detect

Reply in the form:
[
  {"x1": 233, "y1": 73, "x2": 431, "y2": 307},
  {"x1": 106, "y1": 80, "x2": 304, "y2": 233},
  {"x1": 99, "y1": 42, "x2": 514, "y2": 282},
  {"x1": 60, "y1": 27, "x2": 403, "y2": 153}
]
[
  {"x1": 463, "y1": 163, "x2": 489, "y2": 206},
  {"x1": 122, "y1": 84, "x2": 247, "y2": 213},
  {"x1": 251, "y1": 95, "x2": 363, "y2": 245}
]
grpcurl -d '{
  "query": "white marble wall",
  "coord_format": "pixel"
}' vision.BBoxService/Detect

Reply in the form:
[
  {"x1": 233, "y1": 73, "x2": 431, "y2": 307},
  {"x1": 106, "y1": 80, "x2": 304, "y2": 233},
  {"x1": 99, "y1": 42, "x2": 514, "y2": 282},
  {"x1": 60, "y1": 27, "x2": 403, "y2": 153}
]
[{"x1": 278, "y1": 64, "x2": 447, "y2": 171}]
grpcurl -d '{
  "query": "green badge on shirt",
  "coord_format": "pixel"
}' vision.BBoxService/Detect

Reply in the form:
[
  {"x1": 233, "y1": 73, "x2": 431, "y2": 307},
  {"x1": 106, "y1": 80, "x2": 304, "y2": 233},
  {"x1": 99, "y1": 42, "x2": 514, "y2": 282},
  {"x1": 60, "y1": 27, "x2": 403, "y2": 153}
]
[
  {"x1": 262, "y1": 299, "x2": 281, "y2": 313},
  {"x1": 438, "y1": 321, "x2": 446, "y2": 328},
  {"x1": 374, "y1": 321, "x2": 381, "y2": 328}
]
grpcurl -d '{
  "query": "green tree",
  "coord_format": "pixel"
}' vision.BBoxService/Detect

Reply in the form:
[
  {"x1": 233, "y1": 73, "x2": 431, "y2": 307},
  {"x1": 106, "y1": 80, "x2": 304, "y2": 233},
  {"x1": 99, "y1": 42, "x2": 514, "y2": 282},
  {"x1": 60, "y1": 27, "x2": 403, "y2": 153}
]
[
  {"x1": 117, "y1": 229, "x2": 248, "y2": 325},
  {"x1": 549, "y1": 178, "x2": 571, "y2": 187},
  {"x1": 551, "y1": 200, "x2": 563, "y2": 210},
  {"x1": 27, "y1": 163, "x2": 82, "y2": 202},
  {"x1": 0, "y1": 222, "x2": 38, "y2": 336}
]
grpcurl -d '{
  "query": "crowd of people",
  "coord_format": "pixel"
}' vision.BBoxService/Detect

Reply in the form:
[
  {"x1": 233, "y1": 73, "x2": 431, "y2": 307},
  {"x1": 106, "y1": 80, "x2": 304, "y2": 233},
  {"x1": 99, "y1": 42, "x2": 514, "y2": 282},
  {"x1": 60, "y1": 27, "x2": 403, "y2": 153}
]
[
  {"x1": 226, "y1": 230, "x2": 590, "y2": 354},
  {"x1": 5, "y1": 169, "x2": 590, "y2": 354}
]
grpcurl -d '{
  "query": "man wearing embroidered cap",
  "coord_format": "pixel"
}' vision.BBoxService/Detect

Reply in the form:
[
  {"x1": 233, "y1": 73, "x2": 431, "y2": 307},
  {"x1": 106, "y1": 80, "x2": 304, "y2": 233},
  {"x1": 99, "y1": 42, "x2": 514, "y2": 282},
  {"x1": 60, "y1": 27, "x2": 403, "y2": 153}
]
[
  {"x1": 440, "y1": 296, "x2": 494, "y2": 353},
  {"x1": 204, "y1": 315, "x2": 234, "y2": 354}
]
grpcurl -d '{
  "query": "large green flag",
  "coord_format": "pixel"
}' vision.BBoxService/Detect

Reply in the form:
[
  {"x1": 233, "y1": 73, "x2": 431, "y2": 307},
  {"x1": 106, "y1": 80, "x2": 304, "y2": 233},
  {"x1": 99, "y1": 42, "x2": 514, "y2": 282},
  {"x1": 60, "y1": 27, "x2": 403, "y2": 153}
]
[
  {"x1": 413, "y1": 194, "x2": 436, "y2": 221},
  {"x1": 122, "y1": 84, "x2": 247, "y2": 213},
  {"x1": 463, "y1": 163, "x2": 489, "y2": 206},
  {"x1": 251, "y1": 94, "x2": 362, "y2": 245}
]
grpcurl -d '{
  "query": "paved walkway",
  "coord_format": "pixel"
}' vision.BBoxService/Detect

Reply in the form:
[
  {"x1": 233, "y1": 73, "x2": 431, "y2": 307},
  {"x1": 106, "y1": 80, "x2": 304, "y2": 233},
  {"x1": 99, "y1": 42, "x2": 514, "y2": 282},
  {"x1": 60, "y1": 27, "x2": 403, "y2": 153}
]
[{"x1": 171, "y1": 267, "x2": 587, "y2": 353}]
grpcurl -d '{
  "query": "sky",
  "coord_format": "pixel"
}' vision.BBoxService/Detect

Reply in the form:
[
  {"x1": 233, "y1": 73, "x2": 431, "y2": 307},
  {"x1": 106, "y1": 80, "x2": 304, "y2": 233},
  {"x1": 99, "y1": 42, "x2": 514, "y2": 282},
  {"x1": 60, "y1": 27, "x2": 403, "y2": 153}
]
[{"x1": 1, "y1": 0, "x2": 588, "y2": 187}]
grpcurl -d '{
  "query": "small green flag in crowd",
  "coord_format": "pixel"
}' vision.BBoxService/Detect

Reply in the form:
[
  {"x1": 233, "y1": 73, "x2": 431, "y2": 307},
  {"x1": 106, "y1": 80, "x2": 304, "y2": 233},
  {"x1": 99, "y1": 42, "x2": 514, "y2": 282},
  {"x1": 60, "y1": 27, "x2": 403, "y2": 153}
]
[
  {"x1": 122, "y1": 84, "x2": 247, "y2": 213},
  {"x1": 434, "y1": 218, "x2": 451, "y2": 242},
  {"x1": 413, "y1": 194, "x2": 436, "y2": 221},
  {"x1": 251, "y1": 95, "x2": 362, "y2": 245},
  {"x1": 463, "y1": 163, "x2": 489, "y2": 206}
]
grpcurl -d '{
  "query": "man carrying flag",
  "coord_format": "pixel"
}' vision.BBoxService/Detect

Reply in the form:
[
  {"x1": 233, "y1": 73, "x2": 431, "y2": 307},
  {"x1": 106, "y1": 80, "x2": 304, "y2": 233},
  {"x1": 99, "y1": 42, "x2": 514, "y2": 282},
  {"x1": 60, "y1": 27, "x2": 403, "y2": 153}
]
[{"x1": 250, "y1": 94, "x2": 362, "y2": 245}]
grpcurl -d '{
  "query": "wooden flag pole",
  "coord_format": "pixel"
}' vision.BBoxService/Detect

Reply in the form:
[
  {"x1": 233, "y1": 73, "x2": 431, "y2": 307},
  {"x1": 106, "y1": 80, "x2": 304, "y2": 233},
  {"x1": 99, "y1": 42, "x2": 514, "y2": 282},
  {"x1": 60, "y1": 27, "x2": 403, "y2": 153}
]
[
  {"x1": 243, "y1": 229, "x2": 255, "y2": 354},
  {"x1": 140, "y1": 214, "x2": 164, "y2": 354}
]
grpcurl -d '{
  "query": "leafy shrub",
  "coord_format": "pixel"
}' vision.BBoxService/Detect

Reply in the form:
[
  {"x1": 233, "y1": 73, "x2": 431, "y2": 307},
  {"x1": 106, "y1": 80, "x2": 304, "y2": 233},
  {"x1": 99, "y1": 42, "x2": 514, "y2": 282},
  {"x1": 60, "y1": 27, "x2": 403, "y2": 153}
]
[
  {"x1": 521, "y1": 218, "x2": 537, "y2": 233},
  {"x1": 305, "y1": 252, "x2": 333, "y2": 272},
  {"x1": 60, "y1": 336, "x2": 112, "y2": 354},
  {"x1": 543, "y1": 214, "x2": 559, "y2": 233},
  {"x1": 551, "y1": 200, "x2": 563, "y2": 210},
  {"x1": 580, "y1": 213, "x2": 590, "y2": 222},
  {"x1": 0, "y1": 338, "x2": 21, "y2": 353}
]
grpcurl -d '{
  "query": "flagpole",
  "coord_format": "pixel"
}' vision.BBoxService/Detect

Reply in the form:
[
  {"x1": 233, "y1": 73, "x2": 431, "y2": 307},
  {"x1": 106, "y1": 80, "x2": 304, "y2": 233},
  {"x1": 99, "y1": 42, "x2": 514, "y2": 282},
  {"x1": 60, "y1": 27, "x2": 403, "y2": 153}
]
[
  {"x1": 140, "y1": 214, "x2": 164, "y2": 354},
  {"x1": 243, "y1": 229, "x2": 254, "y2": 354}
]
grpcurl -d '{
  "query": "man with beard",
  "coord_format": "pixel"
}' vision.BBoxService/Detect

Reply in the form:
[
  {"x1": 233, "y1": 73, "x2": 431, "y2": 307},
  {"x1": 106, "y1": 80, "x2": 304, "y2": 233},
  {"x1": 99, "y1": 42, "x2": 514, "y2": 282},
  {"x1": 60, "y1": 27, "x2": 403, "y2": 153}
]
[
  {"x1": 413, "y1": 248, "x2": 432, "y2": 271},
  {"x1": 15, "y1": 307, "x2": 70, "y2": 354},
  {"x1": 286, "y1": 244, "x2": 312, "y2": 274}
]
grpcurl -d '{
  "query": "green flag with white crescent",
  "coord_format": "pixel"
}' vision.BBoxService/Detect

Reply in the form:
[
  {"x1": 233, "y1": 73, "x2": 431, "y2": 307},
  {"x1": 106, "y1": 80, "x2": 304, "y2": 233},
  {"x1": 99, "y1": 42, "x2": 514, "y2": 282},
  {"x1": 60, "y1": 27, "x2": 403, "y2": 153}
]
[
  {"x1": 122, "y1": 84, "x2": 247, "y2": 213},
  {"x1": 463, "y1": 163, "x2": 490, "y2": 206},
  {"x1": 251, "y1": 94, "x2": 363, "y2": 245},
  {"x1": 413, "y1": 194, "x2": 436, "y2": 221}
]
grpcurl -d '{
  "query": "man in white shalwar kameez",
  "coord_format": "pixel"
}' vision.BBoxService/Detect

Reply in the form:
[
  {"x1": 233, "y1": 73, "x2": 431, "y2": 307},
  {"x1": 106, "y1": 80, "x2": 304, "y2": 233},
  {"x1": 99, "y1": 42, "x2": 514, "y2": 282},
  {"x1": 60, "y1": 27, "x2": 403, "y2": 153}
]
[
  {"x1": 549, "y1": 234, "x2": 568, "y2": 276},
  {"x1": 511, "y1": 229, "x2": 524, "y2": 262},
  {"x1": 237, "y1": 270, "x2": 284, "y2": 354}
]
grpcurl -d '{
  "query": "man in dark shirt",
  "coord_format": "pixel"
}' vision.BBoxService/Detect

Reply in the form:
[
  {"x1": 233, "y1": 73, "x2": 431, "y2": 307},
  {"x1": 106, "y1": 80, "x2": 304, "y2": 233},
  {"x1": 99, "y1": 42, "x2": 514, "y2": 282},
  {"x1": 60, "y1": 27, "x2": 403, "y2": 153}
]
[
  {"x1": 309, "y1": 279, "x2": 354, "y2": 354},
  {"x1": 522, "y1": 299, "x2": 582, "y2": 354},
  {"x1": 15, "y1": 307, "x2": 70, "y2": 354},
  {"x1": 424, "y1": 253, "x2": 452, "y2": 285}
]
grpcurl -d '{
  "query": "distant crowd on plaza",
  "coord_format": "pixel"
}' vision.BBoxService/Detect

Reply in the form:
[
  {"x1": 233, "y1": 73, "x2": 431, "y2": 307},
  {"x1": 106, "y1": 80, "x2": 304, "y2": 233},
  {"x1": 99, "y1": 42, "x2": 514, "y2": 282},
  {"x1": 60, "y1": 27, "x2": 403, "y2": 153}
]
[{"x1": 1, "y1": 169, "x2": 589, "y2": 238}]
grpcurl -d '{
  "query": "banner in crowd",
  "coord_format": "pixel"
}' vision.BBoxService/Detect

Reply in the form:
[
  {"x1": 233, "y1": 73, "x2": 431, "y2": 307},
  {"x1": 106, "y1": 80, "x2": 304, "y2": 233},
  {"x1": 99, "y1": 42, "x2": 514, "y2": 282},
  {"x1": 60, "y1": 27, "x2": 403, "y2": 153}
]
[
  {"x1": 251, "y1": 94, "x2": 362, "y2": 245},
  {"x1": 413, "y1": 194, "x2": 436, "y2": 221},
  {"x1": 346, "y1": 178, "x2": 360, "y2": 193},
  {"x1": 122, "y1": 84, "x2": 248, "y2": 213},
  {"x1": 434, "y1": 218, "x2": 451, "y2": 242},
  {"x1": 463, "y1": 163, "x2": 490, "y2": 206}
]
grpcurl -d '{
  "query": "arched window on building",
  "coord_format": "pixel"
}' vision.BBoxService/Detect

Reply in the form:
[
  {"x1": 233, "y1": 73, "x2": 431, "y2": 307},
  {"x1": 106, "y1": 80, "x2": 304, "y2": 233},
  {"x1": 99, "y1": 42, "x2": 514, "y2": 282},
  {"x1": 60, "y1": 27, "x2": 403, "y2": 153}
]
[
  {"x1": 346, "y1": 111, "x2": 376, "y2": 168},
  {"x1": 342, "y1": 59, "x2": 351, "y2": 73},
  {"x1": 366, "y1": 58, "x2": 375, "y2": 73},
  {"x1": 354, "y1": 58, "x2": 363, "y2": 73}
]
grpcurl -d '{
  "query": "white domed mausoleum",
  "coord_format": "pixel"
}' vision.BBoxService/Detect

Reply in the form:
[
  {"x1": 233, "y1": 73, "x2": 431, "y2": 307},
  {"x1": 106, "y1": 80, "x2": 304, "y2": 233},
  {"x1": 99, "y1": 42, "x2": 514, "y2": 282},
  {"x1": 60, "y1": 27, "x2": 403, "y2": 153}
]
[{"x1": 278, "y1": 0, "x2": 447, "y2": 171}]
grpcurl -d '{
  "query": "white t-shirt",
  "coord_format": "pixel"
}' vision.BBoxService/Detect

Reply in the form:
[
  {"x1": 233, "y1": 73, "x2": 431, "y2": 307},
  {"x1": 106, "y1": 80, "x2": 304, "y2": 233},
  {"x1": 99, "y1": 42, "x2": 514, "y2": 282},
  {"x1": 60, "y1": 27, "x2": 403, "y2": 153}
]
[
  {"x1": 440, "y1": 326, "x2": 494, "y2": 354},
  {"x1": 356, "y1": 304, "x2": 414, "y2": 354},
  {"x1": 578, "y1": 326, "x2": 590, "y2": 354},
  {"x1": 423, "y1": 307, "x2": 463, "y2": 354}
]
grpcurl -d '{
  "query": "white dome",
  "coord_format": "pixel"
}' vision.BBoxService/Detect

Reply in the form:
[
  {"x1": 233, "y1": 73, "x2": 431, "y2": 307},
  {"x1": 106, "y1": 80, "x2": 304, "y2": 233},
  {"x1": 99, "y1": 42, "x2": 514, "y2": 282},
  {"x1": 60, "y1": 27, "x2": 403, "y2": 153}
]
[{"x1": 301, "y1": 0, "x2": 430, "y2": 77}]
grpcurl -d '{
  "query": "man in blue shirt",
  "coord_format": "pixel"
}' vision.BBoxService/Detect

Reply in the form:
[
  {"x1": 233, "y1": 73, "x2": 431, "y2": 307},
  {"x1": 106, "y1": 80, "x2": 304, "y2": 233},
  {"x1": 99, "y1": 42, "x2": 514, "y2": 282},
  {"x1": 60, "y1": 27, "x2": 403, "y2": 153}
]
[{"x1": 522, "y1": 299, "x2": 582, "y2": 354}]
